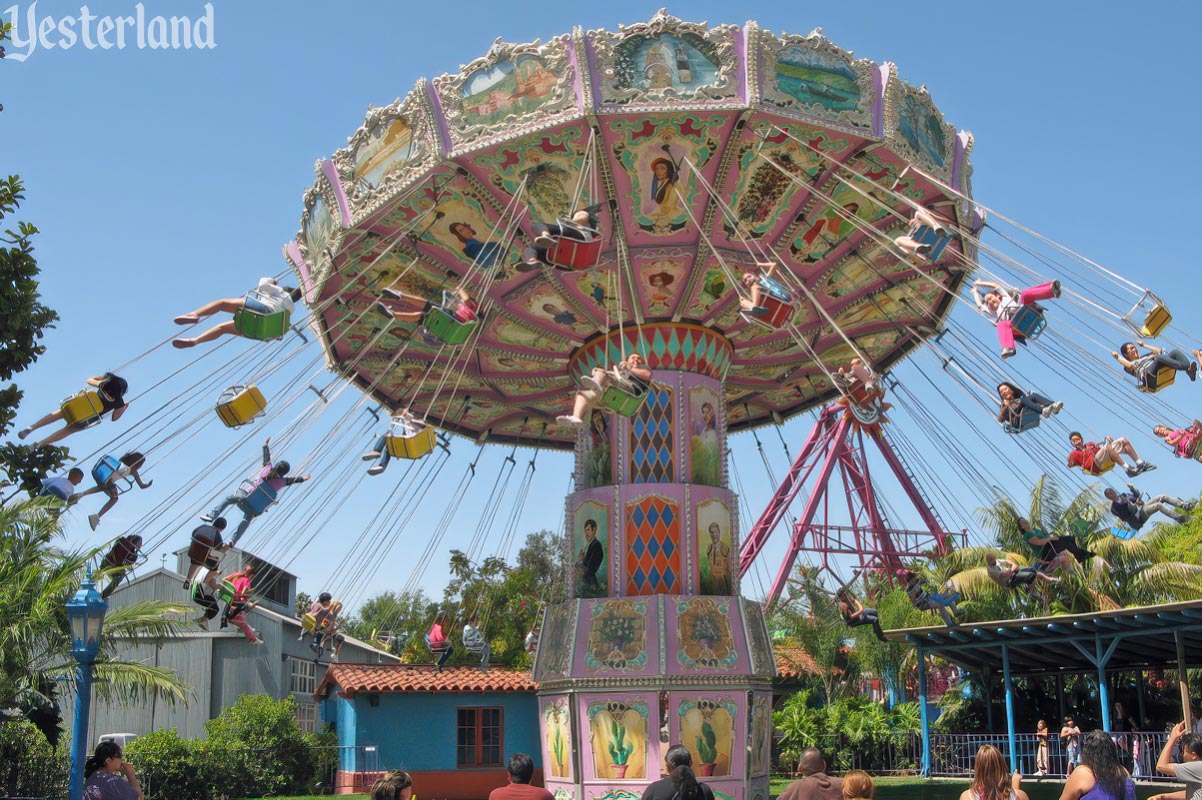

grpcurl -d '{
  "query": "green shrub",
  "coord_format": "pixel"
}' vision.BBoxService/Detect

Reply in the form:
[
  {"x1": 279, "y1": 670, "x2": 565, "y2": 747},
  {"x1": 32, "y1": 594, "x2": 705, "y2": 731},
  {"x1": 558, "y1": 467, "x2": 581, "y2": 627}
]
[
  {"x1": 0, "y1": 718, "x2": 69, "y2": 800},
  {"x1": 125, "y1": 728, "x2": 208, "y2": 800},
  {"x1": 202, "y1": 696, "x2": 317, "y2": 798}
]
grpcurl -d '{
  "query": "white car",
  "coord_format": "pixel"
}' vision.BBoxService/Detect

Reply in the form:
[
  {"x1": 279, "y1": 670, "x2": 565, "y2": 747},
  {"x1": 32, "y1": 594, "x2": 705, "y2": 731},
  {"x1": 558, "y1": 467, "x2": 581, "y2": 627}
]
[{"x1": 97, "y1": 733, "x2": 138, "y2": 750}]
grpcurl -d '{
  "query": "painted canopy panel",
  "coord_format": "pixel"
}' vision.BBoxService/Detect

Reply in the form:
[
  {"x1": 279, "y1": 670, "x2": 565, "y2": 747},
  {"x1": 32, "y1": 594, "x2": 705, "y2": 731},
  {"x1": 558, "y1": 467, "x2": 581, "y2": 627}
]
[{"x1": 290, "y1": 11, "x2": 975, "y2": 450}]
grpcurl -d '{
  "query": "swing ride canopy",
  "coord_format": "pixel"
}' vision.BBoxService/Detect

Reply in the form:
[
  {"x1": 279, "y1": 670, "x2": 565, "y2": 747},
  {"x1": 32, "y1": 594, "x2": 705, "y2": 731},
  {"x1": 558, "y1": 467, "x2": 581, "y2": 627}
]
[{"x1": 286, "y1": 10, "x2": 977, "y2": 449}]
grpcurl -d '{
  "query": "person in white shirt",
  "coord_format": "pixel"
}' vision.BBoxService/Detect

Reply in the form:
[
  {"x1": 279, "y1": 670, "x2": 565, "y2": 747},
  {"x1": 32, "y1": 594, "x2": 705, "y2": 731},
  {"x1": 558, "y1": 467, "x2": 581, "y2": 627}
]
[
  {"x1": 463, "y1": 619, "x2": 491, "y2": 670},
  {"x1": 40, "y1": 468, "x2": 85, "y2": 502},
  {"x1": 172, "y1": 277, "x2": 301, "y2": 348}
]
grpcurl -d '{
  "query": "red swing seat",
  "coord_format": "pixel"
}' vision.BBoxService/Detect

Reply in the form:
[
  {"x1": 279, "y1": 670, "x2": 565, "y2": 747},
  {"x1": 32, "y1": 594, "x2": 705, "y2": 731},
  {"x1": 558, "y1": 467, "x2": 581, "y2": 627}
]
[{"x1": 545, "y1": 219, "x2": 603, "y2": 271}]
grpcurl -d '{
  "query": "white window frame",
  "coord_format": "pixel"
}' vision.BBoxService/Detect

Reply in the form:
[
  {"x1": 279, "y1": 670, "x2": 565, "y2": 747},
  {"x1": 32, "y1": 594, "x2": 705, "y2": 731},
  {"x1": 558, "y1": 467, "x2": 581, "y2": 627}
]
[
  {"x1": 289, "y1": 656, "x2": 317, "y2": 695},
  {"x1": 295, "y1": 701, "x2": 318, "y2": 733}
]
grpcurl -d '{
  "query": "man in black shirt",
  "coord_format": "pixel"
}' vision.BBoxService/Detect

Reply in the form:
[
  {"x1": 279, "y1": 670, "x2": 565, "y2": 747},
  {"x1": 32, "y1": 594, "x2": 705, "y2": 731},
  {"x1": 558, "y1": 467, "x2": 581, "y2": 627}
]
[{"x1": 1105, "y1": 484, "x2": 1194, "y2": 531}]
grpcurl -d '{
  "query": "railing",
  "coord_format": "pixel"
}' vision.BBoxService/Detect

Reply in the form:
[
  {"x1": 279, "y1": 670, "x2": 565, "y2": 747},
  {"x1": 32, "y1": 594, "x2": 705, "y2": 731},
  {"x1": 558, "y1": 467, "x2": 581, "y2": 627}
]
[
  {"x1": 928, "y1": 731, "x2": 1178, "y2": 780},
  {"x1": 774, "y1": 734, "x2": 925, "y2": 776}
]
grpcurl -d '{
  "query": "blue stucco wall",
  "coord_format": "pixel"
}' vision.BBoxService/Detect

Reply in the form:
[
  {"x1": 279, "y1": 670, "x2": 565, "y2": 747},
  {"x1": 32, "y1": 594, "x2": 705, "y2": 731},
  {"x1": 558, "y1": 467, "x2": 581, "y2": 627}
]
[{"x1": 336, "y1": 692, "x2": 540, "y2": 771}]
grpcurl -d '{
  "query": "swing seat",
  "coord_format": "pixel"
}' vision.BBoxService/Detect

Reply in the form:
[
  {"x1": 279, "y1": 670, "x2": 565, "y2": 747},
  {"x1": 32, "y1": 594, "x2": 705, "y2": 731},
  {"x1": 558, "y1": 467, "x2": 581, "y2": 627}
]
[
  {"x1": 1010, "y1": 305, "x2": 1046, "y2": 340},
  {"x1": 385, "y1": 425, "x2": 437, "y2": 459},
  {"x1": 233, "y1": 292, "x2": 291, "y2": 341},
  {"x1": 1089, "y1": 460, "x2": 1116, "y2": 476},
  {"x1": 60, "y1": 390, "x2": 106, "y2": 427},
  {"x1": 1139, "y1": 365, "x2": 1176, "y2": 394},
  {"x1": 216, "y1": 385, "x2": 268, "y2": 428},
  {"x1": 598, "y1": 382, "x2": 647, "y2": 417},
  {"x1": 187, "y1": 537, "x2": 215, "y2": 565},
  {"x1": 545, "y1": 221, "x2": 603, "y2": 270},
  {"x1": 425, "y1": 634, "x2": 452, "y2": 653},
  {"x1": 1111, "y1": 525, "x2": 1138, "y2": 541},
  {"x1": 1003, "y1": 408, "x2": 1042, "y2": 434},
  {"x1": 1123, "y1": 291, "x2": 1172, "y2": 338},
  {"x1": 748, "y1": 277, "x2": 794, "y2": 329},
  {"x1": 911, "y1": 225, "x2": 952, "y2": 262},
  {"x1": 424, "y1": 307, "x2": 477, "y2": 346},
  {"x1": 301, "y1": 612, "x2": 318, "y2": 634},
  {"x1": 91, "y1": 455, "x2": 133, "y2": 493},
  {"x1": 216, "y1": 579, "x2": 237, "y2": 604},
  {"x1": 236, "y1": 481, "x2": 278, "y2": 516}
]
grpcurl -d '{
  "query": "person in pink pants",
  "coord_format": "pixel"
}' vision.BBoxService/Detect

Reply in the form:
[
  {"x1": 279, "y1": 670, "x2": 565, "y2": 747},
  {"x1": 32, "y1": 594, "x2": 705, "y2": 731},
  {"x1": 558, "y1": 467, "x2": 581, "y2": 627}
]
[
  {"x1": 971, "y1": 279, "x2": 1061, "y2": 358},
  {"x1": 220, "y1": 565, "x2": 263, "y2": 646}
]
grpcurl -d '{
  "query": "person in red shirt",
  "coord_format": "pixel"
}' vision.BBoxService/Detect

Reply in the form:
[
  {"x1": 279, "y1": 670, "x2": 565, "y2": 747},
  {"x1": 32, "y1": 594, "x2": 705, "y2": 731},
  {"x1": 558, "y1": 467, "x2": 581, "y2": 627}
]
[
  {"x1": 220, "y1": 564, "x2": 262, "y2": 645},
  {"x1": 488, "y1": 754, "x2": 552, "y2": 800},
  {"x1": 1066, "y1": 431, "x2": 1153, "y2": 478},
  {"x1": 425, "y1": 615, "x2": 454, "y2": 669}
]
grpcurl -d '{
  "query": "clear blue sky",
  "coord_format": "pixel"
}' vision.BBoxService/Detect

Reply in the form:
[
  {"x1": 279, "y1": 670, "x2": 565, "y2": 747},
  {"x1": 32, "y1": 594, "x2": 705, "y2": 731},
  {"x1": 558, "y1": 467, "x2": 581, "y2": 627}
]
[{"x1": 4, "y1": 1, "x2": 1199, "y2": 613}]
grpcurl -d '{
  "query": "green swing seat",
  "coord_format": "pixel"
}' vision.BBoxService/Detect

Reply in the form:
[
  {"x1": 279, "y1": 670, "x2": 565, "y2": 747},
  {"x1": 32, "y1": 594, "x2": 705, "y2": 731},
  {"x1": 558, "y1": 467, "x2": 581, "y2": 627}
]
[
  {"x1": 597, "y1": 372, "x2": 648, "y2": 417},
  {"x1": 233, "y1": 293, "x2": 291, "y2": 341},
  {"x1": 424, "y1": 307, "x2": 477, "y2": 346}
]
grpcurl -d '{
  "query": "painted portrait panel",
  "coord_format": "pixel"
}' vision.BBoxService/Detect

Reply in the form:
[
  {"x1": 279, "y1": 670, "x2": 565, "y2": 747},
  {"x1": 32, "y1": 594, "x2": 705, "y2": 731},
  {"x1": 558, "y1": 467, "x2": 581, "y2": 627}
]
[
  {"x1": 587, "y1": 701, "x2": 648, "y2": 781},
  {"x1": 582, "y1": 410, "x2": 614, "y2": 490},
  {"x1": 688, "y1": 385, "x2": 722, "y2": 487},
  {"x1": 491, "y1": 317, "x2": 560, "y2": 350},
  {"x1": 522, "y1": 287, "x2": 596, "y2": 338},
  {"x1": 426, "y1": 194, "x2": 514, "y2": 275},
  {"x1": 574, "y1": 500, "x2": 609, "y2": 598},
  {"x1": 696, "y1": 499, "x2": 732, "y2": 595},
  {"x1": 353, "y1": 117, "x2": 416, "y2": 191},
  {"x1": 677, "y1": 699, "x2": 736, "y2": 777},
  {"x1": 639, "y1": 256, "x2": 688, "y2": 315},
  {"x1": 543, "y1": 699, "x2": 573, "y2": 779},
  {"x1": 751, "y1": 695, "x2": 772, "y2": 776}
]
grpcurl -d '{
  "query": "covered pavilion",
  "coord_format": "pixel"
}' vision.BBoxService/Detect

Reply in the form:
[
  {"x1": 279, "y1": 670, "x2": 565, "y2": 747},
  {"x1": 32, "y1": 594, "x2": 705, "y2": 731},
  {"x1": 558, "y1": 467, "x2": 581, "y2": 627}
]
[{"x1": 887, "y1": 600, "x2": 1202, "y2": 774}]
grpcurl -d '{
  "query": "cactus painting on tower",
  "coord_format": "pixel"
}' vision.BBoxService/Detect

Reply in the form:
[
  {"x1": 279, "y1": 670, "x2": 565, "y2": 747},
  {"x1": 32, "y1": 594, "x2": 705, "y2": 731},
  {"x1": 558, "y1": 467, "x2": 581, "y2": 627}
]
[
  {"x1": 678, "y1": 698, "x2": 736, "y2": 777},
  {"x1": 587, "y1": 699, "x2": 649, "y2": 780}
]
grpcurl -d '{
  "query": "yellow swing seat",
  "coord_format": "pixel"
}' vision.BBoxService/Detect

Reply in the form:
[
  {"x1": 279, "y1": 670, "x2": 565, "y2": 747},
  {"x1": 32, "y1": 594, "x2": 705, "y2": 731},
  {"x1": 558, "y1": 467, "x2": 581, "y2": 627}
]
[
  {"x1": 301, "y1": 613, "x2": 318, "y2": 633},
  {"x1": 216, "y1": 385, "x2": 268, "y2": 428},
  {"x1": 1139, "y1": 365, "x2": 1176, "y2": 394},
  {"x1": 1123, "y1": 291, "x2": 1172, "y2": 338},
  {"x1": 60, "y1": 390, "x2": 106, "y2": 427},
  {"x1": 385, "y1": 425, "x2": 437, "y2": 459}
]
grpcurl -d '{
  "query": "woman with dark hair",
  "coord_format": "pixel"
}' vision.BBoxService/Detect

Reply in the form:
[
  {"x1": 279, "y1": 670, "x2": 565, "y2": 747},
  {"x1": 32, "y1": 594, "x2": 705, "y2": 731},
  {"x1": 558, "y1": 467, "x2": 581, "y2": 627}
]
[
  {"x1": 370, "y1": 770, "x2": 413, "y2": 800},
  {"x1": 835, "y1": 587, "x2": 888, "y2": 642},
  {"x1": 641, "y1": 744, "x2": 714, "y2": 800},
  {"x1": 959, "y1": 744, "x2": 1028, "y2": 800},
  {"x1": 1113, "y1": 341, "x2": 1197, "y2": 390},
  {"x1": 83, "y1": 740, "x2": 143, "y2": 800},
  {"x1": 996, "y1": 382, "x2": 1063, "y2": 428},
  {"x1": 18, "y1": 372, "x2": 130, "y2": 446},
  {"x1": 1059, "y1": 730, "x2": 1136, "y2": 800}
]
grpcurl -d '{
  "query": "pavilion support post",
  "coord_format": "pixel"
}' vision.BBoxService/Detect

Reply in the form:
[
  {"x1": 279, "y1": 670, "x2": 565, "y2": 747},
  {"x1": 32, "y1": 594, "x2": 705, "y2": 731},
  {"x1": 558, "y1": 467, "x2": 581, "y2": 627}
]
[
  {"x1": 1097, "y1": 637, "x2": 1112, "y2": 732},
  {"x1": 1057, "y1": 673, "x2": 1066, "y2": 725},
  {"x1": 1177, "y1": 630, "x2": 1192, "y2": 729},
  {"x1": 1002, "y1": 645, "x2": 1018, "y2": 767},
  {"x1": 918, "y1": 648, "x2": 931, "y2": 777},
  {"x1": 1137, "y1": 670, "x2": 1147, "y2": 728}
]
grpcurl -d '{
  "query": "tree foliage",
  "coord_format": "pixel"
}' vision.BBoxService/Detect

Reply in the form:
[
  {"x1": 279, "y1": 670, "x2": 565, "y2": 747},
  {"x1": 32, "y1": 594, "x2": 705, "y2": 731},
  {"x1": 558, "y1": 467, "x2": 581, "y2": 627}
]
[
  {"x1": 0, "y1": 718, "x2": 69, "y2": 800},
  {"x1": 0, "y1": 151, "x2": 67, "y2": 490},
  {"x1": 0, "y1": 498, "x2": 192, "y2": 740}
]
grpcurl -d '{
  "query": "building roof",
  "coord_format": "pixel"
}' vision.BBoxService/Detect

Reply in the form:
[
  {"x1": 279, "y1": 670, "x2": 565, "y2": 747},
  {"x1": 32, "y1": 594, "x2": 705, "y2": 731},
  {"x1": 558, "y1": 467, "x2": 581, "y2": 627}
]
[
  {"x1": 772, "y1": 644, "x2": 820, "y2": 681},
  {"x1": 887, "y1": 599, "x2": 1202, "y2": 677},
  {"x1": 315, "y1": 664, "x2": 538, "y2": 699}
]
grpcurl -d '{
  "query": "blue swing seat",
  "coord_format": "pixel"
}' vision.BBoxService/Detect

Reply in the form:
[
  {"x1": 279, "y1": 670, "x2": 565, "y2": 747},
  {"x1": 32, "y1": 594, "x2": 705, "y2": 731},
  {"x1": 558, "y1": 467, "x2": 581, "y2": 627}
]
[
  {"x1": 1010, "y1": 305, "x2": 1047, "y2": 340},
  {"x1": 91, "y1": 455, "x2": 134, "y2": 494},
  {"x1": 237, "y1": 481, "x2": 278, "y2": 516},
  {"x1": 1111, "y1": 525, "x2": 1138, "y2": 541},
  {"x1": 1003, "y1": 408, "x2": 1042, "y2": 434},
  {"x1": 911, "y1": 225, "x2": 953, "y2": 261}
]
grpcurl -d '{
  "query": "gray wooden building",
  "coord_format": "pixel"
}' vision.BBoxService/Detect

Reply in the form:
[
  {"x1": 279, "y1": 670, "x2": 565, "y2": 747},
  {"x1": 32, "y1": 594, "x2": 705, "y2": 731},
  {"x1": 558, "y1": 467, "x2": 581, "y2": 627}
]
[{"x1": 60, "y1": 547, "x2": 396, "y2": 742}]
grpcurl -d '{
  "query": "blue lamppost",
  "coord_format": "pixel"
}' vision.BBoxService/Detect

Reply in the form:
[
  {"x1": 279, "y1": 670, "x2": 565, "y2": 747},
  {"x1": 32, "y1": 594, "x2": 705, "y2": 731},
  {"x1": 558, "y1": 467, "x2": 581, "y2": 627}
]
[{"x1": 66, "y1": 571, "x2": 108, "y2": 800}]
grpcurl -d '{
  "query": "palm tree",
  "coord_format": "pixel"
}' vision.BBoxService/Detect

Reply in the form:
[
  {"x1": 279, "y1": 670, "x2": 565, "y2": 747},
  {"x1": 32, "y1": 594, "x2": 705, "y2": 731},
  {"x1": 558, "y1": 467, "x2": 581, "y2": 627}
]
[
  {"x1": 939, "y1": 474, "x2": 1202, "y2": 621},
  {"x1": 0, "y1": 498, "x2": 193, "y2": 734},
  {"x1": 771, "y1": 566, "x2": 859, "y2": 704}
]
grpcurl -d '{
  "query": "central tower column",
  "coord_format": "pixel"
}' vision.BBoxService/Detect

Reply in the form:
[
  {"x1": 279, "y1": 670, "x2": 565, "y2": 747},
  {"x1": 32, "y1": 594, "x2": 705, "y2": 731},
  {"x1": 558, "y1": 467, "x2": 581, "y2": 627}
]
[{"x1": 533, "y1": 324, "x2": 776, "y2": 800}]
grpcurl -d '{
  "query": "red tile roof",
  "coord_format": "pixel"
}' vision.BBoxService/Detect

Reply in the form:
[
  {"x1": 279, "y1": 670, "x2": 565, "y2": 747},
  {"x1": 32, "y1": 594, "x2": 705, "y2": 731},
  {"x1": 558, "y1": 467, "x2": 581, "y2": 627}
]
[
  {"x1": 773, "y1": 644, "x2": 820, "y2": 681},
  {"x1": 315, "y1": 663, "x2": 538, "y2": 699}
]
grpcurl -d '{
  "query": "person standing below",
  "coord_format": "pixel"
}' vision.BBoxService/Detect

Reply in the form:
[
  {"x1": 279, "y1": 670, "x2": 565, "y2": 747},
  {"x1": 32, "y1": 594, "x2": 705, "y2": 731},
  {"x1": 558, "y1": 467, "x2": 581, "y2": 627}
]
[
  {"x1": 83, "y1": 740, "x2": 143, "y2": 800},
  {"x1": 1150, "y1": 722, "x2": 1202, "y2": 800},
  {"x1": 1105, "y1": 485, "x2": 1195, "y2": 531},
  {"x1": 370, "y1": 770, "x2": 414, "y2": 800},
  {"x1": 1036, "y1": 720, "x2": 1051, "y2": 776},
  {"x1": 1059, "y1": 730, "x2": 1136, "y2": 800},
  {"x1": 489, "y1": 753, "x2": 553, "y2": 800},
  {"x1": 779, "y1": 747, "x2": 843, "y2": 800},
  {"x1": 959, "y1": 745, "x2": 1028, "y2": 800},
  {"x1": 641, "y1": 745, "x2": 714, "y2": 800},
  {"x1": 1062, "y1": 717, "x2": 1083, "y2": 774}
]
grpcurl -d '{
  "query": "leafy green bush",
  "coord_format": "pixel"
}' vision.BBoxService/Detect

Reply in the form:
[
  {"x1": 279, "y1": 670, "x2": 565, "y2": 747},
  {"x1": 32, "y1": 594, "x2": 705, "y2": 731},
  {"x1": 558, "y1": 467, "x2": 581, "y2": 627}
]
[
  {"x1": 0, "y1": 718, "x2": 69, "y2": 800},
  {"x1": 125, "y1": 728, "x2": 209, "y2": 800},
  {"x1": 772, "y1": 690, "x2": 921, "y2": 773},
  {"x1": 202, "y1": 696, "x2": 318, "y2": 799}
]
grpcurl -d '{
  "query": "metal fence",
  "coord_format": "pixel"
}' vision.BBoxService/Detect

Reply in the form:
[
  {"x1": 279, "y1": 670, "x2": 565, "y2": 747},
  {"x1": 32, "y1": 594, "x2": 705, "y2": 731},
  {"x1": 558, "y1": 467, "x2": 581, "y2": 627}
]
[
  {"x1": 928, "y1": 731, "x2": 1177, "y2": 780},
  {"x1": 772, "y1": 734, "x2": 926, "y2": 777}
]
